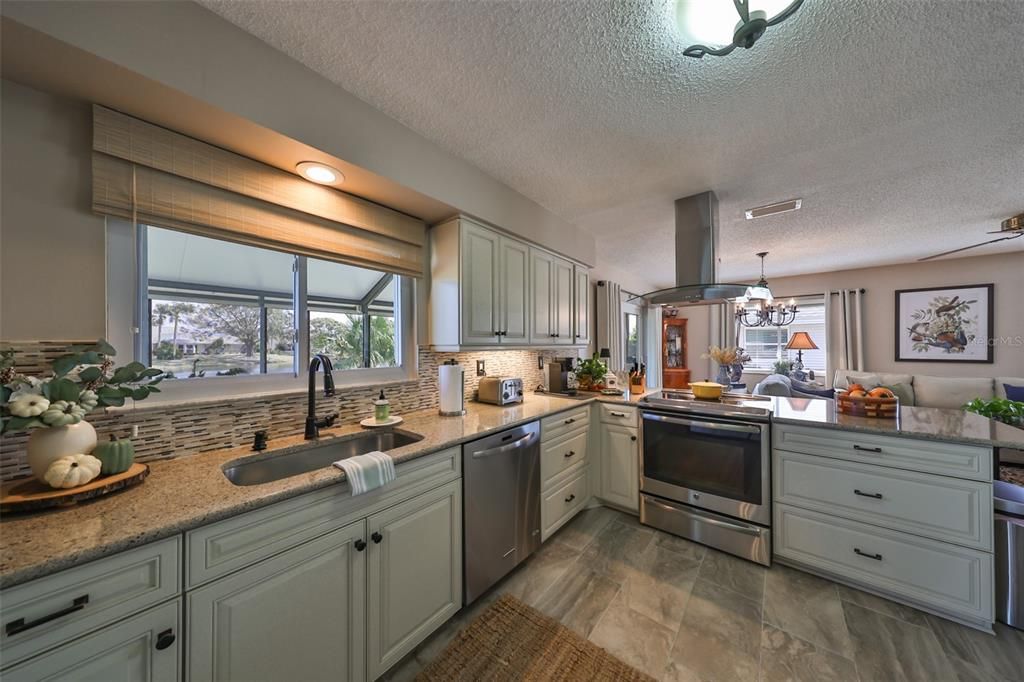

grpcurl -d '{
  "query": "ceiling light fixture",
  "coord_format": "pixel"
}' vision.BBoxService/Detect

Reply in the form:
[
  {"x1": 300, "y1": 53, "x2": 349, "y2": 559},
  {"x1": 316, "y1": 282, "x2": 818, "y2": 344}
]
[
  {"x1": 735, "y1": 252, "x2": 799, "y2": 327},
  {"x1": 677, "y1": 0, "x2": 805, "y2": 59},
  {"x1": 745, "y1": 198, "x2": 802, "y2": 220},
  {"x1": 296, "y1": 161, "x2": 344, "y2": 186}
]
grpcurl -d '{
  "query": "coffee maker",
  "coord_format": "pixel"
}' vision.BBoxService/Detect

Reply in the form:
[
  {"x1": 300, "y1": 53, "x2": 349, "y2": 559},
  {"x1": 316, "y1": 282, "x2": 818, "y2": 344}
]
[{"x1": 544, "y1": 357, "x2": 576, "y2": 394}]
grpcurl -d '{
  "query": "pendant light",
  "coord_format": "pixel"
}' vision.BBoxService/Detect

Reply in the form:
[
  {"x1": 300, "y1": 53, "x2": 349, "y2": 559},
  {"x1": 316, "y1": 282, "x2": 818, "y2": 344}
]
[
  {"x1": 735, "y1": 252, "x2": 797, "y2": 327},
  {"x1": 677, "y1": 0, "x2": 805, "y2": 59}
]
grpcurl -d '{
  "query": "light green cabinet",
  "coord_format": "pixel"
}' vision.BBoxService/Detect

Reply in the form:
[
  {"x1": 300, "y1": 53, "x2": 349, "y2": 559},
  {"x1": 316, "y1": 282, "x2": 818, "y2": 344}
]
[
  {"x1": 573, "y1": 265, "x2": 591, "y2": 345},
  {"x1": 552, "y1": 256, "x2": 575, "y2": 344},
  {"x1": 367, "y1": 479, "x2": 462, "y2": 680},
  {"x1": 499, "y1": 237, "x2": 530, "y2": 343},
  {"x1": 431, "y1": 215, "x2": 590, "y2": 349},
  {"x1": 459, "y1": 220, "x2": 502, "y2": 345},
  {"x1": 3, "y1": 599, "x2": 180, "y2": 682},
  {"x1": 187, "y1": 520, "x2": 367, "y2": 682},
  {"x1": 599, "y1": 422, "x2": 640, "y2": 512}
]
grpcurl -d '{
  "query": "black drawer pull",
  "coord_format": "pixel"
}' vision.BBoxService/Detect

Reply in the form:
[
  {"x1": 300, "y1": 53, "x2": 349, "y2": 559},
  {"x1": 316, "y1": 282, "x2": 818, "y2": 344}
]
[
  {"x1": 564, "y1": 450, "x2": 575, "y2": 458},
  {"x1": 372, "y1": 531, "x2": 383, "y2": 544},
  {"x1": 564, "y1": 494, "x2": 576, "y2": 503},
  {"x1": 853, "y1": 445, "x2": 882, "y2": 453},
  {"x1": 354, "y1": 539, "x2": 367, "y2": 552},
  {"x1": 854, "y1": 548, "x2": 883, "y2": 561},
  {"x1": 5, "y1": 595, "x2": 89, "y2": 636},
  {"x1": 854, "y1": 489, "x2": 883, "y2": 499},
  {"x1": 155, "y1": 629, "x2": 176, "y2": 651},
  {"x1": 564, "y1": 418, "x2": 576, "y2": 424}
]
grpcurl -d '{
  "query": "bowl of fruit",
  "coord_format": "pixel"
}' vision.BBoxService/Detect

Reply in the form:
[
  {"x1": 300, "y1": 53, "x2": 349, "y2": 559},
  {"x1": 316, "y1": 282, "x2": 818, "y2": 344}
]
[{"x1": 835, "y1": 383, "x2": 899, "y2": 418}]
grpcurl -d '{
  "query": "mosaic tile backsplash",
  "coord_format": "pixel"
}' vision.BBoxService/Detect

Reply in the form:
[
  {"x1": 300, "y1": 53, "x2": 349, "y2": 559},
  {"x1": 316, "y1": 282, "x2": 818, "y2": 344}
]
[{"x1": 0, "y1": 341, "x2": 564, "y2": 481}]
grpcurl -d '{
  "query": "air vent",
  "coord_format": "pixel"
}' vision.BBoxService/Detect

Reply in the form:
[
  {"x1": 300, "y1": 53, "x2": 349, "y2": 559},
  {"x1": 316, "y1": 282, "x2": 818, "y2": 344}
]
[{"x1": 745, "y1": 199, "x2": 802, "y2": 220}]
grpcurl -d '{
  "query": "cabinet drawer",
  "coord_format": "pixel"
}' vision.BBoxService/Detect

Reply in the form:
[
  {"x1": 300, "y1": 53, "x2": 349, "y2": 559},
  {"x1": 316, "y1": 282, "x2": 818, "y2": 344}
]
[
  {"x1": 775, "y1": 450, "x2": 992, "y2": 550},
  {"x1": 775, "y1": 504, "x2": 993, "y2": 625},
  {"x1": 541, "y1": 406, "x2": 590, "y2": 442},
  {"x1": 773, "y1": 424, "x2": 992, "y2": 481},
  {"x1": 187, "y1": 447, "x2": 460, "y2": 587},
  {"x1": 3, "y1": 599, "x2": 180, "y2": 682},
  {"x1": 599, "y1": 403, "x2": 637, "y2": 426},
  {"x1": 541, "y1": 429, "x2": 588, "y2": 485},
  {"x1": 541, "y1": 468, "x2": 588, "y2": 541},
  {"x1": 1, "y1": 537, "x2": 180, "y2": 667}
]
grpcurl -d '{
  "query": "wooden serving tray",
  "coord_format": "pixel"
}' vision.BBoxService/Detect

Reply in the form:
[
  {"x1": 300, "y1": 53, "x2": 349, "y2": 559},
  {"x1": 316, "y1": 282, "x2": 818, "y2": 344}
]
[
  {"x1": 836, "y1": 394, "x2": 899, "y2": 419},
  {"x1": 1, "y1": 463, "x2": 149, "y2": 513}
]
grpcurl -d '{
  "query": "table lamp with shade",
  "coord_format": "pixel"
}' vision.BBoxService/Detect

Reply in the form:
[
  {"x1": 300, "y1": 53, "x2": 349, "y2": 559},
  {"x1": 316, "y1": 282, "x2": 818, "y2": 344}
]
[{"x1": 784, "y1": 332, "x2": 818, "y2": 375}]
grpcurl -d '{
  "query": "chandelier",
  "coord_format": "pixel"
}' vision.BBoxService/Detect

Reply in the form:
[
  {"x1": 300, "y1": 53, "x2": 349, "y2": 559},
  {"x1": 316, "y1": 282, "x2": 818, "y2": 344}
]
[
  {"x1": 735, "y1": 252, "x2": 798, "y2": 327},
  {"x1": 677, "y1": 0, "x2": 805, "y2": 59}
]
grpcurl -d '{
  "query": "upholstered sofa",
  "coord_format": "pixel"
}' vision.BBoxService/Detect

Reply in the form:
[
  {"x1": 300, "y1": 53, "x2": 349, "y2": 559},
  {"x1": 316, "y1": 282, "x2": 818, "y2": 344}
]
[
  {"x1": 831, "y1": 370, "x2": 1024, "y2": 409},
  {"x1": 753, "y1": 370, "x2": 1023, "y2": 409}
]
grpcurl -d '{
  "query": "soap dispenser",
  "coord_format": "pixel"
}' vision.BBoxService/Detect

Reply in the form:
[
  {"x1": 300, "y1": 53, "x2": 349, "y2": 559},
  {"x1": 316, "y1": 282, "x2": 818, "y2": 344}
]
[{"x1": 374, "y1": 389, "x2": 391, "y2": 423}]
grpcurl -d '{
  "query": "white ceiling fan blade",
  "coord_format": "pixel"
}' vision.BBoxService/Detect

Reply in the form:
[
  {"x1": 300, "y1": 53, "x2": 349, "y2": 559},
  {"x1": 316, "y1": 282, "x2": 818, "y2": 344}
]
[{"x1": 917, "y1": 233, "x2": 1023, "y2": 262}]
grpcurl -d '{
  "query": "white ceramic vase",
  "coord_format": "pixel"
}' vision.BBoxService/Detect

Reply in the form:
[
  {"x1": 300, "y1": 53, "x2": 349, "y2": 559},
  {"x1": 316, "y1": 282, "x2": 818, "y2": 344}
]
[{"x1": 26, "y1": 421, "x2": 98, "y2": 483}]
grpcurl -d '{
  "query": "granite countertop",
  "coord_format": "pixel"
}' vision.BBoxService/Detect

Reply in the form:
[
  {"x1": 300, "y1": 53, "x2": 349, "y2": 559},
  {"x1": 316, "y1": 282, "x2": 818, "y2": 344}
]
[
  {"x1": 766, "y1": 396, "x2": 1024, "y2": 450},
  {"x1": 0, "y1": 390, "x2": 652, "y2": 589}
]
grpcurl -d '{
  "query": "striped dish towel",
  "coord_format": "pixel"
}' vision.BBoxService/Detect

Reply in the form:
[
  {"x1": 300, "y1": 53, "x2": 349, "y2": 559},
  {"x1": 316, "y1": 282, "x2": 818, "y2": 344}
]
[{"x1": 334, "y1": 450, "x2": 396, "y2": 496}]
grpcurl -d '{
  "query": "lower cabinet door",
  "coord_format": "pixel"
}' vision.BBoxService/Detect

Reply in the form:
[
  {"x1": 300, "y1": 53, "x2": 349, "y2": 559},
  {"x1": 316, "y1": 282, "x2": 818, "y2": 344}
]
[
  {"x1": 366, "y1": 480, "x2": 462, "y2": 680},
  {"x1": 187, "y1": 520, "x2": 367, "y2": 682},
  {"x1": 600, "y1": 423, "x2": 640, "y2": 512},
  {"x1": 4, "y1": 599, "x2": 180, "y2": 682}
]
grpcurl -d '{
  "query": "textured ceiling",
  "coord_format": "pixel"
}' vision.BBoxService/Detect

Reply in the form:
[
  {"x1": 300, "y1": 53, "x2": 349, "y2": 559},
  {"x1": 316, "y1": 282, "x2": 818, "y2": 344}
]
[{"x1": 200, "y1": 0, "x2": 1024, "y2": 290}]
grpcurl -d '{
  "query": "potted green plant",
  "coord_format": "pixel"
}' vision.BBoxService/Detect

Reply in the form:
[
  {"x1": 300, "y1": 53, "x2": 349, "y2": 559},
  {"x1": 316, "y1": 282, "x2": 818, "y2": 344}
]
[
  {"x1": 1, "y1": 340, "x2": 163, "y2": 482},
  {"x1": 574, "y1": 353, "x2": 608, "y2": 391},
  {"x1": 964, "y1": 398, "x2": 1024, "y2": 428}
]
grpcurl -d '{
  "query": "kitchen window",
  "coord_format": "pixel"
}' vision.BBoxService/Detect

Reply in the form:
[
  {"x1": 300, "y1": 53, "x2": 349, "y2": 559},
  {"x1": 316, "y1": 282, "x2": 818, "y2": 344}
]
[
  {"x1": 739, "y1": 297, "x2": 827, "y2": 373},
  {"x1": 135, "y1": 225, "x2": 408, "y2": 384}
]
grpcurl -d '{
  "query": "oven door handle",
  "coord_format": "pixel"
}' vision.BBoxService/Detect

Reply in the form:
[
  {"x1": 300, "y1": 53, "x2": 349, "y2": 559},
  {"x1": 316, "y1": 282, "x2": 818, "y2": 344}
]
[{"x1": 641, "y1": 411, "x2": 763, "y2": 435}]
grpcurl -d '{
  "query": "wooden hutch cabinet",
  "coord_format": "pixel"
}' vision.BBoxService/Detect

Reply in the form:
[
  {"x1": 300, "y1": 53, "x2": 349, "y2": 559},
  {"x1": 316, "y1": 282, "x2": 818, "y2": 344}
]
[{"x1": 662, "y1": 317, "x2": 691, "y2": 389}]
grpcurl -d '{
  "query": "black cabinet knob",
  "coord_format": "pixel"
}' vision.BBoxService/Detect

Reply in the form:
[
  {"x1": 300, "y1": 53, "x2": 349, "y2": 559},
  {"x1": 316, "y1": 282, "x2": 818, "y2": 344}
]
[
  {"x1": 372, "y1": 531, "x2": 383, "y2": 544},
  {"x1": 155, "y1": 629, "x2": 176, "y2": 651},
  {"x1": 631, "y1": 435, "x2": 637, "y2": 441},
  {"x1": 354, "y1": 539, "x2": 367, "y2": 551}
]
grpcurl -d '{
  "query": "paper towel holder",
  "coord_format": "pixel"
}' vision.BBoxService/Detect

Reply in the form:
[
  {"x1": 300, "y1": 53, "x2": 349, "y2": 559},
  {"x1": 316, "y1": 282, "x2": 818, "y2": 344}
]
[{"x1": 439, "y1": 359, "x2": 466, "y2": 416}]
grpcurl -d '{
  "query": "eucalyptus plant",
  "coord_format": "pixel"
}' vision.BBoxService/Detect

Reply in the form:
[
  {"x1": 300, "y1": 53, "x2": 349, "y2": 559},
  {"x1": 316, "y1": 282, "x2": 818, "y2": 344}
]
[{"x1": 0, "y1": 340, "x2": 163, "y2": 435}]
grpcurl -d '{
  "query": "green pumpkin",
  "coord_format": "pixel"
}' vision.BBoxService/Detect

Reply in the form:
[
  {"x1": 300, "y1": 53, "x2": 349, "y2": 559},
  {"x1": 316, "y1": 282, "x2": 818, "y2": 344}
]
[{"x1": 92, "y1": 435, "x2": 135, "y2": 475}]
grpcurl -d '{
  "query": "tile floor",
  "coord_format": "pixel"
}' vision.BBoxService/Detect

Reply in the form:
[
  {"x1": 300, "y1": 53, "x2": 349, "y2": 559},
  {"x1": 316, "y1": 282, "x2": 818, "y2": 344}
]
[{"x1": 387, "y1": 507, "x2": 1023, "y2": 682}]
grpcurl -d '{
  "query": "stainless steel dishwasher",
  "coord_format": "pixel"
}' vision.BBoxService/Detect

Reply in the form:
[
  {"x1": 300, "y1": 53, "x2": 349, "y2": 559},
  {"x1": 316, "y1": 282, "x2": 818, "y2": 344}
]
[{"x1": 463, "y1": 420, "x2": 541, "y2": 604}]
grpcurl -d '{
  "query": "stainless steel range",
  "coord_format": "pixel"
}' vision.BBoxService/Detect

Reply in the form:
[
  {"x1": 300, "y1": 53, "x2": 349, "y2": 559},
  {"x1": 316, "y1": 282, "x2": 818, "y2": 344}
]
[{"x1": 638, "y1": 390, "x2": 773, "y2": 565}]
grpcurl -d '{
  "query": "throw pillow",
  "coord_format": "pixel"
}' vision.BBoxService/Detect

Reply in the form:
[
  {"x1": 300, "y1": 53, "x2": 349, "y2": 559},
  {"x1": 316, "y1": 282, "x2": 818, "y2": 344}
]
[
  {"x1": 1005, "y1": 384, "x2": 1024, "y2": 402},
  {"x1": 882, "y1": 383, "x2": 915, "y2": 406}
]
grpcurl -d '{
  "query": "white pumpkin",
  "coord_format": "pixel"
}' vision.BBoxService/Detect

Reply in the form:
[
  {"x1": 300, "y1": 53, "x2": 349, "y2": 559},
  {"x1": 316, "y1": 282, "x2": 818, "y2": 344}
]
[{"x1": 43, "y1": 454, "x2": 102, "y2": 489}]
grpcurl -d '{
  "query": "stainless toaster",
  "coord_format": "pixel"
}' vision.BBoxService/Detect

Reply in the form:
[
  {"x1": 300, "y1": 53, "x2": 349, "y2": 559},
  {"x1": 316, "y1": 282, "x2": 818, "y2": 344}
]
[{"x1": 477, "y1": 376, "x2": 524, "y2": 406}]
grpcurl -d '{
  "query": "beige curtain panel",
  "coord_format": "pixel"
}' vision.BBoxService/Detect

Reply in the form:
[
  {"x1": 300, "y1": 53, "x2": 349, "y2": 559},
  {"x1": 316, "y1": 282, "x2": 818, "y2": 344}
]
[{"x1": 92, "y1": 105, "x2": 426, "y2": 277}]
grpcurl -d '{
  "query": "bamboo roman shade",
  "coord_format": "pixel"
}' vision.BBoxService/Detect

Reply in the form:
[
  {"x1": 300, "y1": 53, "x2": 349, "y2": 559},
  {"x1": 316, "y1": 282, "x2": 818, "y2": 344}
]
[{"x1": 91, "y1": 105, "x2": 426, "y2": 277}]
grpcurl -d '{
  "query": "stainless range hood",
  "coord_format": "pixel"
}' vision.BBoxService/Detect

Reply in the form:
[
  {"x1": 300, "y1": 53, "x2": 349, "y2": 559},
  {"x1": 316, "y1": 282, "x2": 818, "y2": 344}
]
[{"x1": 632, "y1": 191, "x2": 751, "y2": 306}]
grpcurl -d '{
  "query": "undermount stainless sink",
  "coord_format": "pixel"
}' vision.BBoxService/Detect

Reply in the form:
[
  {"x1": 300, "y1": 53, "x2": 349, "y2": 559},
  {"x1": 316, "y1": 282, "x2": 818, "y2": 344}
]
[{"x1": 223, "y1": 429, "x2": 424, "y2": 486}]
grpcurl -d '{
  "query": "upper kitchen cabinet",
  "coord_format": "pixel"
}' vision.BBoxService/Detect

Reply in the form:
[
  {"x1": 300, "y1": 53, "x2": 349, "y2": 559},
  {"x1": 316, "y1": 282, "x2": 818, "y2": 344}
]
[
  {"x1": 573, "y1": 266, "x2": 591, "y2": 346},
  {"x1": 529, "y1": 248, "x2": 575, "y2": 345},
  {"x1": 430, "y1": 216, "x2": 589, "y2": 349}
]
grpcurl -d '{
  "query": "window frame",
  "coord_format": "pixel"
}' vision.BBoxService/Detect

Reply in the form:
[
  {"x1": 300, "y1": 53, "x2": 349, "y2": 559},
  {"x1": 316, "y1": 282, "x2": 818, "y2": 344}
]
[
  {"x1": 106, "y1": 220, "x2": 417, "y2": 405},
  {"x1": 622, "y1": 294, "x2": 643, "y2": 372}
]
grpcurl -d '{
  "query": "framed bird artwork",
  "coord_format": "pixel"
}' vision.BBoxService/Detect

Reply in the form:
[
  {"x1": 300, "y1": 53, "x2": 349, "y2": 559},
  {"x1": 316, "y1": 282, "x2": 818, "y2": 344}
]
[{"x1": 895, "y1": 284, "x2": 994, "y2": 363}]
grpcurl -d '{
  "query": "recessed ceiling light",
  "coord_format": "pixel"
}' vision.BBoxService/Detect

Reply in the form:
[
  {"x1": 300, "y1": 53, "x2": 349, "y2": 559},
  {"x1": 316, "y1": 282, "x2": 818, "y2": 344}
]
[
  {"x1": 745, "y1": 198, "x2": 802, "y2": 220},
  {"x1": 296, "y1": 161, "x2": 344, "y2": 186}
]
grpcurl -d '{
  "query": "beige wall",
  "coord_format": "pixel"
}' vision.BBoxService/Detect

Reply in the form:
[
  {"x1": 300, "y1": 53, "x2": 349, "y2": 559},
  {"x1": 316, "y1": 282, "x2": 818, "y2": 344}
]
[
  {"x1": 738, "y1": 252, "x2": 1023, "y2": 386},
  {"x1": 2, "y1": 0, "x2": 596, "y2": 266},
  {"x1": 0, "y1": 80, "x2": 106, "y2": 340}
]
